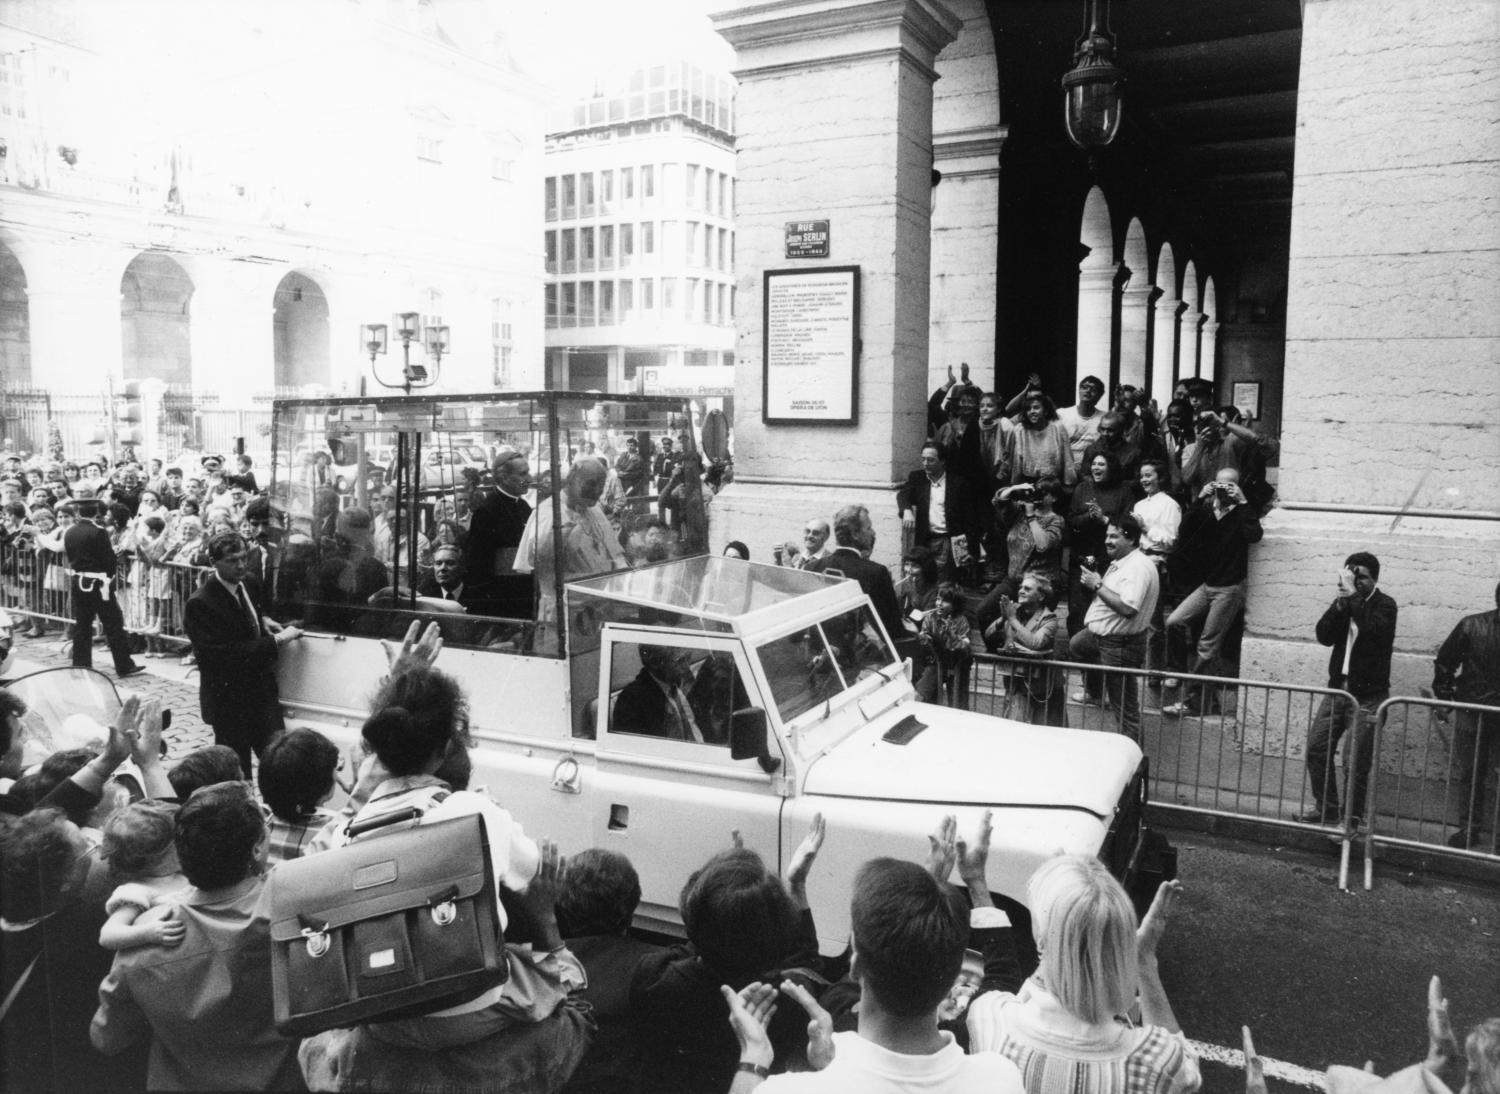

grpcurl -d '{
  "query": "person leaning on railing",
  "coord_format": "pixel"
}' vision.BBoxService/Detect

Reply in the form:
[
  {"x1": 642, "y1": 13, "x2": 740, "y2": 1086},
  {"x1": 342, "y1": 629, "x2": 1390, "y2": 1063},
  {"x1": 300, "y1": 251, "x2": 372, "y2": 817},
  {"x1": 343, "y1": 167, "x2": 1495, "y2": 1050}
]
[{"x1": 984, "y1": 572, "x2": 1067, "y2": 728}]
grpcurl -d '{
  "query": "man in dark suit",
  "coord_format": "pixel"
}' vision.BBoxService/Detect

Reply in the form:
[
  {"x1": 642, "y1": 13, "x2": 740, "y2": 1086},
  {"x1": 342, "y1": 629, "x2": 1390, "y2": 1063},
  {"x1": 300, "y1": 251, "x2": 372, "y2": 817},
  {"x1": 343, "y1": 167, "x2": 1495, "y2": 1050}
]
[
  {"x1": 807, "y1": 504, "x2": 905, "y2": 640},
  {"x1": 612, "y1": 645, "x2": 735, "y2": 744},
  {"x1": 62, "y1": 498, "x2": 143, "y2": 679},
  {"x1": 465, "y1": 446, "x2": 534, "y2": 619},
  {"x1": 896, "y1": 443, "x2": 979, "y2": 582},
  {"x1": 184, "y1": 531, "x2": 303, "y2": 777}
]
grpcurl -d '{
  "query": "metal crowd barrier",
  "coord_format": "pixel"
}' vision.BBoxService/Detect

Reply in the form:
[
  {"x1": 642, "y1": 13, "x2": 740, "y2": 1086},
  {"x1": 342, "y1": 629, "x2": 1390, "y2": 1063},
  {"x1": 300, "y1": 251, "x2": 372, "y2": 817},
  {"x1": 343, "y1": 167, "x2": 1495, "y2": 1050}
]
[
  {"x1": 0, "y1": 540, "x2": 209, "y2": 654},
  {"x1": 946, "y1": 652, "x2": 1499, "y2": 884},
  {"x1": 1357, "y1": 696, "x2": 1500, "y2": 889},
  {"x1": 956, "y1": 650, "x2": 1370, "y2": 844}
]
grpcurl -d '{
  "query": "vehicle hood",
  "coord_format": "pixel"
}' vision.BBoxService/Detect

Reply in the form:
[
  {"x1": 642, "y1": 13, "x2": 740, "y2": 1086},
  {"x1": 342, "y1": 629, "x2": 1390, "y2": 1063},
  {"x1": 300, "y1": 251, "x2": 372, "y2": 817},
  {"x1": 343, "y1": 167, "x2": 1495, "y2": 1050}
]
[{"x1": 800, "y1": 703, "x2": 1143, "y2": 817}]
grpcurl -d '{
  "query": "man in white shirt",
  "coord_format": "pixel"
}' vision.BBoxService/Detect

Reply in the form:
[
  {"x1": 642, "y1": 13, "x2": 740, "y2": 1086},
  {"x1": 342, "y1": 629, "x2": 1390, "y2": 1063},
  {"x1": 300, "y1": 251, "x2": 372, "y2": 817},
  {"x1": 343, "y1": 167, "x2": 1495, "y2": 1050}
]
[
  {"x1": 725, "y1": 855, "x2": 1023, "y2": 1094},
  {"x1": 1068, "y1": 514, "x2": 1160, "y2": 742},
  {"x1": 1055, "y1": 374, "x2": 1107, "y2": 465}
]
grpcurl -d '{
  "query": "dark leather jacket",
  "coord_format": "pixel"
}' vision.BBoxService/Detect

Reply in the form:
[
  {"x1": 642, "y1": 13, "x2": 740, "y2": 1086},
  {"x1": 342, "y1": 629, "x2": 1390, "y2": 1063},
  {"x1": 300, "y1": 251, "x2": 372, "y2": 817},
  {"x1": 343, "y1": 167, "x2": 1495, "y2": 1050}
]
[
  {"x1": 1317, "y1": 589, "x2": 1397, "y2": 700},
  {"x1": 1433, "y1": 607, "x2": 1500, "y2": 704}
]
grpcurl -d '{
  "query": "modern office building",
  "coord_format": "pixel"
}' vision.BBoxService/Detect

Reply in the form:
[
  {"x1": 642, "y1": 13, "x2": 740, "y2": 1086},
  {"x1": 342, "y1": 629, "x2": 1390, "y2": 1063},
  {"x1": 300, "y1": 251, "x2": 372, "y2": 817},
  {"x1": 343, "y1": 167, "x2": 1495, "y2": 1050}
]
[{"x1": 543, "y1": 62, "x2": 736, "y2": 406}]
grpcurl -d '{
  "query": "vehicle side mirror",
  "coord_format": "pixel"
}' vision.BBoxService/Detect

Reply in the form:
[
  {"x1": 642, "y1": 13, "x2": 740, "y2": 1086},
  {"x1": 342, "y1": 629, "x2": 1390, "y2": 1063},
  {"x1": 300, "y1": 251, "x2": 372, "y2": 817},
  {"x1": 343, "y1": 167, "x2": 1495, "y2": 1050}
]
[{"x1": 729, "y1": 707, "x2": 780, "y2": 774}]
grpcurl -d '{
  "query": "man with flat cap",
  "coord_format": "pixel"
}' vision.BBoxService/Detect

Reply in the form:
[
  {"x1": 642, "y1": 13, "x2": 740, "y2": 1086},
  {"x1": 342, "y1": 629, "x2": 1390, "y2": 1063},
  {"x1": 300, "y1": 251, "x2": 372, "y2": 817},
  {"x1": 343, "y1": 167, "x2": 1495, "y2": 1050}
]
[{"x1": 62, "y1": 497, "x2": 144, "y2": 679}]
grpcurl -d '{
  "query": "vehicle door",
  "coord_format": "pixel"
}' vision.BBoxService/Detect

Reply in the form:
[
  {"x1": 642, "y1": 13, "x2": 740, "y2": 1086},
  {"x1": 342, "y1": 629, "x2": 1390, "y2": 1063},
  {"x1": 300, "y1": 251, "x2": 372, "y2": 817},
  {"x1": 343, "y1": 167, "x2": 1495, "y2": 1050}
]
[{"x1": 594, "y1": 625, "x2": 788, "y2": 933}]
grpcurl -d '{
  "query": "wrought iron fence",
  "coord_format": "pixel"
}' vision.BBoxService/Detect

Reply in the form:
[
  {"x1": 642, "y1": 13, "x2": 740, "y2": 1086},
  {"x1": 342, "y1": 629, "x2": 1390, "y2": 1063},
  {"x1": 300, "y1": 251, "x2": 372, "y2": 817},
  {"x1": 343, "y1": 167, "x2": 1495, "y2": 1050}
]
[{"x1": 0, "y1": 386, "x2": 275, "y2": 464}]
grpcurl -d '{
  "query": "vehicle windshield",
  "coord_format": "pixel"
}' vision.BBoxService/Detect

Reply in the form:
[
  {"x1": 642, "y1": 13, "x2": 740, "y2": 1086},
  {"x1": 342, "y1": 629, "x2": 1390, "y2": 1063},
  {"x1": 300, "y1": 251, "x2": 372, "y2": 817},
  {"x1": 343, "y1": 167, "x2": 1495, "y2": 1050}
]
[
  {"x1": 756, "y1": 604, "x2": 896, "y2": 723},
  {"x1": 266, "y1": 392, "x2": 708, "y2": 656}
]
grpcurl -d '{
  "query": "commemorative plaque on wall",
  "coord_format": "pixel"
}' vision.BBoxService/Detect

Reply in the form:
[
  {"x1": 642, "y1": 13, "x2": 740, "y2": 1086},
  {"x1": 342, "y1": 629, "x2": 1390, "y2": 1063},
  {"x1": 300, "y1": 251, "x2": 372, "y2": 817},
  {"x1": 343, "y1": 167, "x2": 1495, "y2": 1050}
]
[{"x1": 762, "y1": 266, "x2": 860, "y2": 426}]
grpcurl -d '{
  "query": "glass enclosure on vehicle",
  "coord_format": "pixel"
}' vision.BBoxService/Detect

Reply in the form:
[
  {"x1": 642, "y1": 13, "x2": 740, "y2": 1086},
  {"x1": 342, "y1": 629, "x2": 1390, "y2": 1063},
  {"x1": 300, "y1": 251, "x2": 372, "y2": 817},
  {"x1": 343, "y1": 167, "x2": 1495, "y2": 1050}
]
[
  {"x1": 565, "y1": 557, "x2": 898, "y2": 738},
  {"x1": 266, "y1": 392, "x2": 704, "y2": 657}
]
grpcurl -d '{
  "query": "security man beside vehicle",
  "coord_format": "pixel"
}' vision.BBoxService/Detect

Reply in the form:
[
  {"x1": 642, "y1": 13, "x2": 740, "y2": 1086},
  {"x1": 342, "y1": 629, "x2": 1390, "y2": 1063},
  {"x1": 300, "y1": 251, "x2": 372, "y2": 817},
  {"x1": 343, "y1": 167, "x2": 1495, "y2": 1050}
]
[{"x1": 184, "y1": 531, "x2": 302, "y2": 778}]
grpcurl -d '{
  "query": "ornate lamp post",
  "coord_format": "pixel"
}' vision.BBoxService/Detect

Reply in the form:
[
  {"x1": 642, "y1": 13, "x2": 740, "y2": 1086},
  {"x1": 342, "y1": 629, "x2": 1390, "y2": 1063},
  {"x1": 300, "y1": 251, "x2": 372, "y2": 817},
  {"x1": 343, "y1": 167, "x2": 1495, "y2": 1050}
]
[
  {"x1": 1062, "y1": 0, "x2": 1125, "y2": 153},
  {"x1": 362, "y1": 311, "x2": 448, "y2": 395}
]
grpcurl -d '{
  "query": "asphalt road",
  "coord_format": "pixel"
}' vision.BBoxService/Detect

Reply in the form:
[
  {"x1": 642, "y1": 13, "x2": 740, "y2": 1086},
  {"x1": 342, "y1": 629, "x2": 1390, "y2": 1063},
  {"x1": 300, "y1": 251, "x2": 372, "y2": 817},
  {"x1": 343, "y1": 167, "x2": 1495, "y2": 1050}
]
[{"x1": 1157, "y1": 825, "x2": 1499, "y2": 1094}]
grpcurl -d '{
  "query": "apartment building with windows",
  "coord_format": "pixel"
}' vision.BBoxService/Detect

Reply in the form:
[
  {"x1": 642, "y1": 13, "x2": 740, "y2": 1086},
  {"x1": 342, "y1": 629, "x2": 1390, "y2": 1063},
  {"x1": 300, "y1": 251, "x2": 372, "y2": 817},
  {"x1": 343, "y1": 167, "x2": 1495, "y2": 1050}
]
[{"x1": 543, "y1": 63, "x2": 735, "y2": 403}]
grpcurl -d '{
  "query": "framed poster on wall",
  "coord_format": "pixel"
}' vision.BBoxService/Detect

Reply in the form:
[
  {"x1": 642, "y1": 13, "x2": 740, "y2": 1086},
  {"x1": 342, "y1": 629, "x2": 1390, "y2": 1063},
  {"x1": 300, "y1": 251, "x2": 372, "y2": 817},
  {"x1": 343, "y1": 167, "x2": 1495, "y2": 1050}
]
[
  {"x1": 1231, "y1": 380, "x2": 1261, "y2": 421},
  {"x1": 762, "y1": 266, "x2": 860, "y2": 425}
]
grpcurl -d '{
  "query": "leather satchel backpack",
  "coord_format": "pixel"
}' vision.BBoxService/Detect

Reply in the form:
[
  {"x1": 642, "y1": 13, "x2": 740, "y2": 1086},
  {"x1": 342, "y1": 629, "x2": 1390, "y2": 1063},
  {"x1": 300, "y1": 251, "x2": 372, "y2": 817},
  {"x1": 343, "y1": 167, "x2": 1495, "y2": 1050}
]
[{"x1": 262, "y1": 795, "x2": 507, "y2": 1037}]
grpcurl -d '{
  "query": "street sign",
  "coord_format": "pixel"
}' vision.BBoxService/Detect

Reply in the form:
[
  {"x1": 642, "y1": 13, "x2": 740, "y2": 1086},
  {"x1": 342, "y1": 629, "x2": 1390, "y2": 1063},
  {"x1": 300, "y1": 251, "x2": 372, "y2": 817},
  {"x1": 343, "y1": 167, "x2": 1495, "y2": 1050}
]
[{"x1": 784, "y1": 220, "x2": 830, "y2": 259}]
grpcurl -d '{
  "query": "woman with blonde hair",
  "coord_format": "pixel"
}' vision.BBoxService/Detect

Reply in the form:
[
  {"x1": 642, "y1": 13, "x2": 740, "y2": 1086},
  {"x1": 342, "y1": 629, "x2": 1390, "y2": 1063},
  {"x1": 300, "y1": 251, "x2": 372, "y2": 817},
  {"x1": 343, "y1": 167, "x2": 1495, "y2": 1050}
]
[{"x1": 968, "y1": 855, "x2": 1199, "y2": 1094}]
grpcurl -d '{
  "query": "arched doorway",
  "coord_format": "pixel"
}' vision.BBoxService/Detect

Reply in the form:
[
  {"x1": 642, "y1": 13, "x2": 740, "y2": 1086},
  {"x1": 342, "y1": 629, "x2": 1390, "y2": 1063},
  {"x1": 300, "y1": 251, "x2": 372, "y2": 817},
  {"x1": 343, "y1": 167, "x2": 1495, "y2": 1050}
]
[
  {"x1": 273, "y1": 271, "x2": 331, "y2": 390},
  {"x1": 0, "y1": 242, "x2": 28, "y2": 387},
  {"x1": 121, "y1": 253, "x2": 194, "y2": 385}
]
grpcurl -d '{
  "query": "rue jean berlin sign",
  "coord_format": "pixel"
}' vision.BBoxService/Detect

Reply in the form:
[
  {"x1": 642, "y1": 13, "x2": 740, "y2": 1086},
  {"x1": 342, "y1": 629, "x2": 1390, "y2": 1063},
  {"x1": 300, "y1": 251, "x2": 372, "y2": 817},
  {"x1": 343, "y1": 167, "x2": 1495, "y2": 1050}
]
[{"x1": 784, "y1": 220, "x2": 830, "y2": 259}]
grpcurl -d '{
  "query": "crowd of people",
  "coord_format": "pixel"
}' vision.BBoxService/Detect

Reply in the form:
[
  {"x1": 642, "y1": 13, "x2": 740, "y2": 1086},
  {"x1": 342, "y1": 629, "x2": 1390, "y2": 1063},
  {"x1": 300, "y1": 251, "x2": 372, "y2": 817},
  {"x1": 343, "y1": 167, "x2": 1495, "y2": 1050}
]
[
  {"x1": 761, "y1": 368, "x2": 1496, "y2": 849},
  {"x1": 1, "y1": 624, "x2": 1495, "y2": 1094}
]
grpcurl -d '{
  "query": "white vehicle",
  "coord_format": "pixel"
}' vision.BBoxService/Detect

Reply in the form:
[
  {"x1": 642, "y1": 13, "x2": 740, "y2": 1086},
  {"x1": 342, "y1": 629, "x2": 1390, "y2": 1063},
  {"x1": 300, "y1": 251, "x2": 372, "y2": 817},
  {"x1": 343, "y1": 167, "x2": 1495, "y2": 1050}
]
[{"x1": 269, "y1": 393, "x2": 1157, "y2": 949}]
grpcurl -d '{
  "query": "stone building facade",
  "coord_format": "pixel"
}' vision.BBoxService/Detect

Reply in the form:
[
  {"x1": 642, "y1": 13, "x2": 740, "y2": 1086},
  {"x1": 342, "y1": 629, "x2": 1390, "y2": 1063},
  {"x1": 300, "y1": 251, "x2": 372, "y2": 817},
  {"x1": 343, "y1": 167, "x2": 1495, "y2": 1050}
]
[
  {"x1": 709, "y1": 0, "x2": 1499, "y2": 702},
  {"x1": 0, "y1": 0, "x2": 547, "y2": 413}
]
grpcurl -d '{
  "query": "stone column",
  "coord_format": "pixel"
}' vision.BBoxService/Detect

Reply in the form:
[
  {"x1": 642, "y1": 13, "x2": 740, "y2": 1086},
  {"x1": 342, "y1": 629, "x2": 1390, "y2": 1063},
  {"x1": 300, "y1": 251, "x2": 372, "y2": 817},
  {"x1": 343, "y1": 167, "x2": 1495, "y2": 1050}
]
[
  {"x1": 1177, "y1": 304, "x2": 1204, "y2": 381},
  {"x1": 929, "y1": 124, "x2": 1004, "y2": 391},
  {"x1": 711, "y1": 0, "x2": 962, "y2": 562},
  {"x1": 1244, "y1": 0, "x2": 1500, "y2": 714},
  {"x1": 17, "y1": 238, "x2": 130, "y2": 394},
  {"x1": 1149, "y1": 292, "x2": 1180, "y2": 413},
  {"x1": 1074, "y1": 259, "x2": 1117, "y2": 390},
  {"x1": 1117, "y1": 282, "x2": 1153, "y2": 393},
  {"x1": 1199, "y1": 318, "x2": 1219, "y2": 386}
]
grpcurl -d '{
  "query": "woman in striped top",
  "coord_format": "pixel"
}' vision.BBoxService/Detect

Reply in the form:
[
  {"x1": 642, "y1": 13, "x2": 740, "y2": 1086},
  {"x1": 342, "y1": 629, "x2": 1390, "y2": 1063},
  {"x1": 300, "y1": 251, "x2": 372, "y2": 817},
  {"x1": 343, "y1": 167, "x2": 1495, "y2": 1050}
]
[{"x1": 968, "y1": 855, "x2": 1201, "y2": 1094}]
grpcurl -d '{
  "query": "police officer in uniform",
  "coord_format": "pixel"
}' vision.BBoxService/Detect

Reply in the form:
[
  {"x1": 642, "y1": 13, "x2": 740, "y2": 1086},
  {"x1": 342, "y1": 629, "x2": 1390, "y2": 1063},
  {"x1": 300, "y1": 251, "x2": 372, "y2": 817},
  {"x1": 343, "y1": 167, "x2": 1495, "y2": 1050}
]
[{"x1": 62, "y1": 498, "x2": 144, "y2": 678}]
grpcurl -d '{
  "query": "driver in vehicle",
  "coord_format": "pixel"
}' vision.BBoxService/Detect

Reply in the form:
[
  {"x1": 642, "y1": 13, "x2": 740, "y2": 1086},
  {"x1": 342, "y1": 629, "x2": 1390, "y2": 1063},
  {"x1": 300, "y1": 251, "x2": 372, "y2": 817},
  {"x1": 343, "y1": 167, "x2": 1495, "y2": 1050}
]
[{"x1": 613, "y1": 645, "x2": 737, "y2": 745}]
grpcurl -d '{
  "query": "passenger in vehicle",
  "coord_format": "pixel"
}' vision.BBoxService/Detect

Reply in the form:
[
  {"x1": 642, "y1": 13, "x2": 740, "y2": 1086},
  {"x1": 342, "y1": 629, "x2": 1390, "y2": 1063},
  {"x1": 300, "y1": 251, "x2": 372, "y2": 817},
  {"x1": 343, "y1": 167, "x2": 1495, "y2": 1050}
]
[
  {"x1": 515, "y1": 458, "x2": 629, "y2": 641},
  {"x1": 307, "y1": 507, "x2": 388, "y2": 633}
]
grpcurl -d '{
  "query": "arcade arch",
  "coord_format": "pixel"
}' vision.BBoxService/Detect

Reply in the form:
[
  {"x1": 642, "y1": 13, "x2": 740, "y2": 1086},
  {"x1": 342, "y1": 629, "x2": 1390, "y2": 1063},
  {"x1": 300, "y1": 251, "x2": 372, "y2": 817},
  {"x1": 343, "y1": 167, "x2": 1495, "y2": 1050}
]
[
  {"x1": 0, "y1": 241, "x2": 28, "y2": 387},
  {"x1": 121, "y1": 253, "x2": 194, "y2": 386},
  {"x1": 273, "y1": 271, "x2": 332, "y2": 390}
]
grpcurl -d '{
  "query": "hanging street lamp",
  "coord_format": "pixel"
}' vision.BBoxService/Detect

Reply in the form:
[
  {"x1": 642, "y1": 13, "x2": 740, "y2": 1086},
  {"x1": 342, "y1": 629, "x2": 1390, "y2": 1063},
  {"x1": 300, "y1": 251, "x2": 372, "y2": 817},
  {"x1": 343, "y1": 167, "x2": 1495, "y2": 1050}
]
[{"x1": 1062, "y1": 0, "x2": 1125, "y2": 152}]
